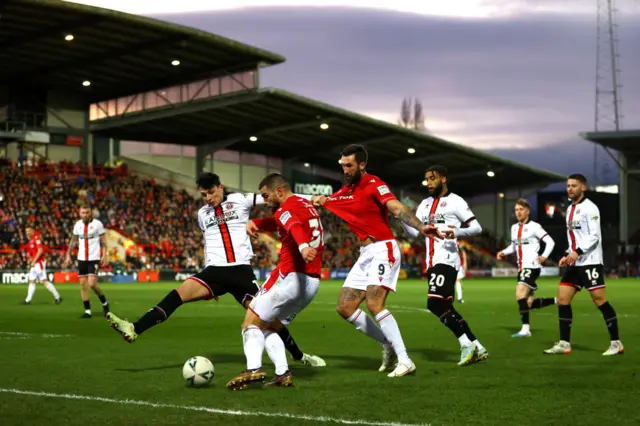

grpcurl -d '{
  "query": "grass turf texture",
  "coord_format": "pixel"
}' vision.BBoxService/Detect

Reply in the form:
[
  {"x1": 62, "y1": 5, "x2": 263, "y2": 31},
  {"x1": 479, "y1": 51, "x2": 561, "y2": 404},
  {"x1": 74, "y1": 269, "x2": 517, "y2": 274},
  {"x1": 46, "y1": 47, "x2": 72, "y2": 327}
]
[{"x1": 0, "y1": 278, "x2": 638, "y2": 426}]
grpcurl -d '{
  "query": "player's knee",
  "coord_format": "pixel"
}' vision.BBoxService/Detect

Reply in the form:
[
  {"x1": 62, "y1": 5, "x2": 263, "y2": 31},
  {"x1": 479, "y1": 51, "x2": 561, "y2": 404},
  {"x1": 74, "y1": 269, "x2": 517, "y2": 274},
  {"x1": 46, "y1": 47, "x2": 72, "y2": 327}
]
[
  {"x1": 365, "y1": 299, "x2": 385, "y2": 316},
  {"x1": 427, "y1": 297, "x2": 444, "y2": 316},
  {"x1": 336, "y1": 303, "x2": 356, "y2": 319}
]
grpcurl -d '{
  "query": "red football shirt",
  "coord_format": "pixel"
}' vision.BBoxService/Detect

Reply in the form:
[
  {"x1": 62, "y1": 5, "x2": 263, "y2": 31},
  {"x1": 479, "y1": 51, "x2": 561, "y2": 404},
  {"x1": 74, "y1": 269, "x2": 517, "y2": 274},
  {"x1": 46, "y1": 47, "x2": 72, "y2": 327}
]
[
  {"x1": 255, "y1": 196, "x2": 324, "y2": 277},
  {"x1": 27, "y1": 233, "x2": 45, "y2": 267},
  {"x1": 323, "y1": 173, "x2": 396, "y2": 241}
]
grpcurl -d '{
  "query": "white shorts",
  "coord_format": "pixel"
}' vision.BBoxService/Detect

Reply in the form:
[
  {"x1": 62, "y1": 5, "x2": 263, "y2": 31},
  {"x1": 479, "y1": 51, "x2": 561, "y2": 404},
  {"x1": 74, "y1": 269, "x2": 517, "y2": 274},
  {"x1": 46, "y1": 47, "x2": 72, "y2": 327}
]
[
  {"x1": 29, "y1": 262, "x2": 47, "y2": 282},
  {"x1": 343, "y1": 240, "x2": 401, "y2": 292},
  {"x1": 457, "y1": 267, "x2": 465, "y2": 280},
  {"x1": 250, "y1": 271, "x2": 320, "y2": 325}
]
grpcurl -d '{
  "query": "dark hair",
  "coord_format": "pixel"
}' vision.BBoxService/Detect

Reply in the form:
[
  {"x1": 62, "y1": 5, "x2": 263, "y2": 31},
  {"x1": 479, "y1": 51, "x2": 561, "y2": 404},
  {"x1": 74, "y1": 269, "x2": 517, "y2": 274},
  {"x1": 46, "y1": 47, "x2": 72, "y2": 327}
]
[
  {"x1": 341, "y1": 144, "x2": 368, "y2": 166},
  {"x1": 515, "y1": 198, "x2": 531, "y2": 210},
  {"x1": 426, "y1": 165, "x2": 448, "y2": 177},
  {"x1": 79, "y1": 203, "x2": 92, "y2": 210},
  {"x1": 196, "y1": 172, "x2": 221, "y2": 190},
  {"x1": 259, "y1": 173, "x2": 290, "y2": 191},
  {"x1": 568, "y1": 173, "x2": 587, "y2": 185}
]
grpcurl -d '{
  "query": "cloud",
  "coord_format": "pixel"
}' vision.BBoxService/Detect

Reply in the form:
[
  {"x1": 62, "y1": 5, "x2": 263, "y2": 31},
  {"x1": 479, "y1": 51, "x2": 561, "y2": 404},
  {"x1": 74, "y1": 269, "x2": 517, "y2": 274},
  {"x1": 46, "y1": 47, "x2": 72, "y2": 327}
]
[{"x1": 153, "y1": 7, "x2": 640, "y2": 178}]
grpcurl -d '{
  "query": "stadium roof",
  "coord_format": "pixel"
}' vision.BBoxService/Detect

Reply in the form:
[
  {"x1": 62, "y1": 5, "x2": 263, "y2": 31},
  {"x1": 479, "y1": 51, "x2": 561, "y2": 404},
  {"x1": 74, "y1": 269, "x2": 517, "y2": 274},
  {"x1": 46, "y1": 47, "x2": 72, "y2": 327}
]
[
  {"x1": 90, "y1": 88, "x2": 565, "y2": 197},
  {"x1": 0, "y1": 0, "x2": 285, "y2": 103},
  {"x1": 580, "y1": 130, "x2": 640, "y2": 154}
]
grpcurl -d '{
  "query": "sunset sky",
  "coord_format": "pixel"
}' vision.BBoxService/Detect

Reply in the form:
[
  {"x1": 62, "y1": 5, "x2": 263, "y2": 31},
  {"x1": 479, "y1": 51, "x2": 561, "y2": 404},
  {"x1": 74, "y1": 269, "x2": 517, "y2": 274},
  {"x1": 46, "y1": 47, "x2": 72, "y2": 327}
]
[{"x1": 68, "y1": 1, "x2": 640, "y2": 182}]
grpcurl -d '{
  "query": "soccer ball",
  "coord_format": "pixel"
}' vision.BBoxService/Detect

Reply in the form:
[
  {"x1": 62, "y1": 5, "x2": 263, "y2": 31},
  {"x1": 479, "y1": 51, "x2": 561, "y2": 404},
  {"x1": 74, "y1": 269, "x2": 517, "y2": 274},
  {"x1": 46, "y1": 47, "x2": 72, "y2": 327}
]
[{"x1": 182, "y1": 356, "x2": 215, "y2": 387}]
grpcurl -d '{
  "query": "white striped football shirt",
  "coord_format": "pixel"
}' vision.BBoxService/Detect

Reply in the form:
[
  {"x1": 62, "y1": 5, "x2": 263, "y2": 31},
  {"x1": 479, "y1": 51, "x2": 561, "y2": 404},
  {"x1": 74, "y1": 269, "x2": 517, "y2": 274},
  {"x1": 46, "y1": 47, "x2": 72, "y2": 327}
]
[{"x1": 197, "y1": 193, "x2": 264, "y2": 267}]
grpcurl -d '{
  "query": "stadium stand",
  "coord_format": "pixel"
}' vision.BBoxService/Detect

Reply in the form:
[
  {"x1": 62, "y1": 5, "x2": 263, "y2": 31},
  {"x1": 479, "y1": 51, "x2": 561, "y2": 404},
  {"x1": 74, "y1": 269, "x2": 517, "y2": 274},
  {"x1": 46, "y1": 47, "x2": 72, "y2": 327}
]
[
  {"x1": 0, "y1": 0, "x2": 567, "y2": 283},
  {"x1": 0, "y1": 159, "x2": 517, "y2": 277}
]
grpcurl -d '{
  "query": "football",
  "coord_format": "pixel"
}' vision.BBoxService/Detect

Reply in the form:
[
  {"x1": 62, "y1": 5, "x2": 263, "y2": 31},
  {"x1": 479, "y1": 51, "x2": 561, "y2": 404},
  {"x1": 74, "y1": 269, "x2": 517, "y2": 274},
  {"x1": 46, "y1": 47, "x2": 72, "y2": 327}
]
[{"x1": 182, "y1": 356, "x2": 215, "y2": 387}]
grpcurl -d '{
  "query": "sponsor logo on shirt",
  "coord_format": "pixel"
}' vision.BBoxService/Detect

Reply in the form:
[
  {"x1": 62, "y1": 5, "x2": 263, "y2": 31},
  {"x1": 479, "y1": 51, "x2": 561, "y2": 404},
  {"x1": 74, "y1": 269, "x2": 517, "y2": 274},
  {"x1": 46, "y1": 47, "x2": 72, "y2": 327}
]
[
  {"x1": 377, "y1": 185, "x2": 390, "y2": 196},
  {"x1": 204, "y1": 211, "x2": 239, "y2": 228},
  {"x1": 279, "y1": 211, "x2": 292, "y2": 225}
]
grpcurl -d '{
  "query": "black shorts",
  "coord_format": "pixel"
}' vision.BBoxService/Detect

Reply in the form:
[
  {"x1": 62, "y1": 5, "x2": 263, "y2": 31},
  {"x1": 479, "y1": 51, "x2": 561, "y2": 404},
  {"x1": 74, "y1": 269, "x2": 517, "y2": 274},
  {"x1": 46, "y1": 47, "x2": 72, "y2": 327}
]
[
  {"x1": 78, "y1": 260, "x2": 100, "y2": 277},
  {"x1": 190, "y1": 265, "x2": 259, "y2": 306},
  {"x1": 516, "y1": 268, "x2": 541, "y2": 291},
  {"x1": 560, "y1": 265, "x2": 605, "y2": 292},
  {"x1": 426, "y1": 264, "x2": 458, "y2": 300}
]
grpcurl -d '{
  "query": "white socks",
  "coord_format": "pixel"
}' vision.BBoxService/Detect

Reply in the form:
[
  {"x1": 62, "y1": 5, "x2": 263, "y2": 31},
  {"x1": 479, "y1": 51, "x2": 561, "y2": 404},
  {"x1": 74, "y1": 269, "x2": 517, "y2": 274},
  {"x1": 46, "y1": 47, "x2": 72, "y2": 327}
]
[
  {"x1": 242, "y1": 325, "x2": 265, "y2": 371},
  {"x1": 455, "y1": 281, "x2": 463, "y2": 300},
  {"x1": 264, "y1": 330, "x2": 289, "y2": 375},
  {"x1": 25, "y1": 283, "x2": 36, "y2": 302},
  {"x1": 44, "y1": 282, "x2": 60, "y2": 299},
  {"x1": 519, "y1": 324, "x2": 531, "y2": 334},
  {"x1": 347, "y1": 309, "x2": 389, "y2": 347},
  {"x1": 458, "y1": 334, "x2": 473, "y2": 347},
  {"x1": 375, "y1": 310, "x2": 411, "y2": 364}
]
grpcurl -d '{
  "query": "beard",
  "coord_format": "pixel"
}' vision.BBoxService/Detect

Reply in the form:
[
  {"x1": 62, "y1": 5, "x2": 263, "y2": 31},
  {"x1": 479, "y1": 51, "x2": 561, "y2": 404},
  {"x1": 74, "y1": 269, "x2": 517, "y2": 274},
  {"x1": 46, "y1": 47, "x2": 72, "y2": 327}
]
[{"x1": 345, "y1": 169, "x2": 362, "y2": 185}]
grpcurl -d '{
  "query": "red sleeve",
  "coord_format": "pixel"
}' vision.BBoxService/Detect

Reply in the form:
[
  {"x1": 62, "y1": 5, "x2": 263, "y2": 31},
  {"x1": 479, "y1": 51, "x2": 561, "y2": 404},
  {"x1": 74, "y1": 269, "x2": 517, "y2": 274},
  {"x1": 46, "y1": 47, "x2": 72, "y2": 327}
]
[
  {"x1": 288, "y1": 223, "x2": 309, "y2": 247},
  {"x1": 275, "y1": 209, "x2": 303, "y2": 232},
  {"x1": 367, "y1": 179, "x2": 396, "y2": 205},
  {"x1": 253, "y1": 217, "x2": 278, "y2": 232}
]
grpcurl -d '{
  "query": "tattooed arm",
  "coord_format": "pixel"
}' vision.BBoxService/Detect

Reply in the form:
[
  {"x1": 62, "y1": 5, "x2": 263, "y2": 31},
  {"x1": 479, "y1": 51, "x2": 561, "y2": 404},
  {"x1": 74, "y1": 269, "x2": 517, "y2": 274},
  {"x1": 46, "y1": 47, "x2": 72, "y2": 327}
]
[
  {"x1": 387, "y1": 199, "x2": 443, "y2": 239},
  {"x1": 386, "y1": 200, "x2": 423, "y2": 231}
]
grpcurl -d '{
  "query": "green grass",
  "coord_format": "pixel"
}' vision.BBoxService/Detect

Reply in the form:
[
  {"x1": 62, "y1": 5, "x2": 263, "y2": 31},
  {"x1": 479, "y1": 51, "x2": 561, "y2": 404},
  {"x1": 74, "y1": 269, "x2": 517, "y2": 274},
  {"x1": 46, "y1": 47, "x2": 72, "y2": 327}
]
[{"x1": 0, "y1": 278, "x2": 638, "y2": 426}]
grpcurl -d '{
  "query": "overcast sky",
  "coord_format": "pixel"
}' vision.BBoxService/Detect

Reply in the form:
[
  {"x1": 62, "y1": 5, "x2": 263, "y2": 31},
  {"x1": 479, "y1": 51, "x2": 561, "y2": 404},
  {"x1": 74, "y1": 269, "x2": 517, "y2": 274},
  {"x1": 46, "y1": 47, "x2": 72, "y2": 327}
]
[{"x1": 72, "y1": 1, "x2": 640, "y2": 183}]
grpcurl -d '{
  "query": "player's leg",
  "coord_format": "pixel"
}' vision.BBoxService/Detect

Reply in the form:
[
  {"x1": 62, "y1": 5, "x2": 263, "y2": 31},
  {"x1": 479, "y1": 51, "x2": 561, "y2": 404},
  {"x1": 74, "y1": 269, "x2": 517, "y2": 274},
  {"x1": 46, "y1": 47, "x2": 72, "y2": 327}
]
[
  {"x1": 448, "y1": 302, "x2": 487, "y2": 362},
  {"x1": 544, "y1": 270, "x2": 579, "y2": 354},
  {"x1": 455, "y1": 268, "x2": 464, "y2": 303},
  {"x1": 78, "y1": 262, "x2": 92, "y2": 317},
  {"x1": 263, "y1": 273, "x2": 320, "y2": 387},
  {"x1": 228, "y1": 277, "x2": 295, "y2": 390},
  {"x1": 24, "y1": 266, "x2": 39, "y2": 304},
  {"x1": 336, "y1": 256, "x2": 390, "y2": 352},
  {"x1": 426, "y1": 265, "x2": 477, "y2": 365},
  {"x1": 365, "y1": 242, "x2": 415, "y2": 377},
  {"x1": 38, "y1": 266, "x2": 61, "y2": 303},
  {"x1": 584, "y1": 266, "x2": 623, "y2": 355},
  {"x1": 106, "y1": 269, "x2": 217, "y2": 342},
  {"x1": 238, "y1": 269, "x2": 325, "y2": 367},
  {"x1": 513, "y1": 282, "x2": 534, "y2": 337},
  {"x1": 87, "y1": 262, "x2": 109, "y2": 315},
  {"x1": 525, "y1": 269, "x2": 556, "y2": 317},
  {"x1": 79, "y1": 276, "x2": 92, "y2": 318}
]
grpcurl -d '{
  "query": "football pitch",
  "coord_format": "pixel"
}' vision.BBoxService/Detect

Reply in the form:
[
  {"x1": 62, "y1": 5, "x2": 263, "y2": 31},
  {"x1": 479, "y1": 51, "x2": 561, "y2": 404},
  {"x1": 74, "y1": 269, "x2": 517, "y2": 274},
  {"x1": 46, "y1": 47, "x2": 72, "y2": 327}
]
[{"x1": 0, "y1": 278, "x2": 637, "y2": 426}]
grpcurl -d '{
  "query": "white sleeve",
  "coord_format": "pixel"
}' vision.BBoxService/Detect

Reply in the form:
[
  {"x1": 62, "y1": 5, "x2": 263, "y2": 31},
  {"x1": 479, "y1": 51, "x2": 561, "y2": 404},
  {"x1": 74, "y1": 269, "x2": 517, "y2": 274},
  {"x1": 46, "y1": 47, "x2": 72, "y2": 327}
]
[
  {"x1": 577, "y1": 204, "x2": 601, "y2": 255},
  {"x1": 401, "y1": 201, "x2": 424, "y2": 239},
  {"x1": 96, "y1": 221, "x2": 106, "y2": 235},
  {"x1": 453, "y1": 198, "x2": 482, "y2": 238},
  {"x1": 501, "y1": 241, "x2": 516, "y2": 256},
  {"x1": 241, "y1": 193, "x2": 263, "y2": 208},
  {"x1": 536, "y1": 224, "x2": 555, "y2": 258}
]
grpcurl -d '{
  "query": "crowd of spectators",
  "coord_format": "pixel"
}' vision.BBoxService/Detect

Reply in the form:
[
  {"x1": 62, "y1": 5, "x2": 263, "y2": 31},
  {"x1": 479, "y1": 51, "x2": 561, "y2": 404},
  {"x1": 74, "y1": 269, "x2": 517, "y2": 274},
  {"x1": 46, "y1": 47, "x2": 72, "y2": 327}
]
[{"x1": 1, "y1": 160, "x2": 505, "y2": 273}]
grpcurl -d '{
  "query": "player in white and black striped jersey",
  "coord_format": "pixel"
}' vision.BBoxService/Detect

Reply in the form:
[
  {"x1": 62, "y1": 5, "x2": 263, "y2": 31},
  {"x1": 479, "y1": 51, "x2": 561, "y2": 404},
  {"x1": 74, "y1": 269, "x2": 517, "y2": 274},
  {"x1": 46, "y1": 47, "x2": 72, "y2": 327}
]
[
  {"x1": 544, "y1": 174, "x2": 623, "y2": 356},
  {"x1": 497, "y1": 198, "x2": 556, "y2": 338},
  {"x1": 106, "y1": 173, "x2": 326, "y2": 367},
  {"x1": 64, "y1": 205, "x2": 110, "y2": 319}
]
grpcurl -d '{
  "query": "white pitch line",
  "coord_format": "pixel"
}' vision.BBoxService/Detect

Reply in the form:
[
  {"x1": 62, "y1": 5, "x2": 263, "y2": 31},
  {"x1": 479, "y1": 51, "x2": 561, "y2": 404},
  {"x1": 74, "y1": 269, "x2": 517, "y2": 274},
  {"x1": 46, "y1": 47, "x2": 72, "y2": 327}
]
[
  {"x1": 0, "y1": 331, "x2": 75, "y2": 338},
  {"x1": 0, "y1": 388, "x2": 431, "y2": 426}
]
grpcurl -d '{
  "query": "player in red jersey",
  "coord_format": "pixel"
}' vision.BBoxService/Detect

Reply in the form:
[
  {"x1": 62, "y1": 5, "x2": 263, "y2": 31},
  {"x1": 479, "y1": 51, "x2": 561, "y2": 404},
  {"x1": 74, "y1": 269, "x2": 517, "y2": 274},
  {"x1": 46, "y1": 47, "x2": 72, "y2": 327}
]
[
  {"x1": 23, "y1": 226, "x2": 62, "y2": 305},
  {"x1": 311, "y1": 144, "x2": 441, "y2": 377},
  {"x1": 227, "y1": 173, "x2": 324, "y2": 390}
]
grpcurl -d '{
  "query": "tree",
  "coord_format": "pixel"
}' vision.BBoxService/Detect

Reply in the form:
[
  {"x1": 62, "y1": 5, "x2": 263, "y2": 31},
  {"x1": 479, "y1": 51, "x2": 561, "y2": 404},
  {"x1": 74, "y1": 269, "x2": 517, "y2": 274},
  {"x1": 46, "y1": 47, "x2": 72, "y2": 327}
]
[{"x1": 398, "y1": 97, "x2": 427, "y2": 132}]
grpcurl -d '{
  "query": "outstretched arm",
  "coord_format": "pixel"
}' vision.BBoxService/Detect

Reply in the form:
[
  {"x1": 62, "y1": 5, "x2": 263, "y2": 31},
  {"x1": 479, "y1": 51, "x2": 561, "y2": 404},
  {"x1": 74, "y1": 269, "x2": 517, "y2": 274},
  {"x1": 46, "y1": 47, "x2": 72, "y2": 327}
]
[{"x1": 387, "y1": 199, "x2": 424, "y2": 232}]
